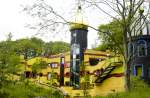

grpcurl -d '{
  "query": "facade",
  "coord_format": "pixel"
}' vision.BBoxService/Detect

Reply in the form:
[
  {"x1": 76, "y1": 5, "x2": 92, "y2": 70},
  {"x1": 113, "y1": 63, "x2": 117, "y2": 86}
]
[
  {"x1": 129, "y1": 15, "x2": 150, "y2": 83},
  {"x1": 130, "y1": 35, "x2": 150, "y2": 83},
  {"x1": 24, "y1": 50, "x2": 125, "y2": 96}
]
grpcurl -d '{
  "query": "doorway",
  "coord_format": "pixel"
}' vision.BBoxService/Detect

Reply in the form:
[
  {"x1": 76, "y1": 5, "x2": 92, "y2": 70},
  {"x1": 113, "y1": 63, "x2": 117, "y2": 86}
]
[{"x1": 134, "y1": 64, "x2": 144, "y2": 78}]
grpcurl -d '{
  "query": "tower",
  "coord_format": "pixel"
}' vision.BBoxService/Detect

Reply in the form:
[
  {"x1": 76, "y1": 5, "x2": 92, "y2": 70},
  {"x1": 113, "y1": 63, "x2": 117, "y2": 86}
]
[{"x1": 70, "y1": 1, "x2": 88, "y2": 89}]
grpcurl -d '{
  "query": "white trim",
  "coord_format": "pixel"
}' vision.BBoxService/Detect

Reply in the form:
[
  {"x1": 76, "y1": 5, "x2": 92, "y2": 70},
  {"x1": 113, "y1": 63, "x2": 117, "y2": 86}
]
[{"x1": 137, "y1": 40, "x2": 147, "y2": 57}]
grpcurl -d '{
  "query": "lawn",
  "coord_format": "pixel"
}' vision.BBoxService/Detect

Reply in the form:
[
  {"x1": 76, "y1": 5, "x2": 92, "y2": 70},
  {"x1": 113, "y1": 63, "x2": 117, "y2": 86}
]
[
  {"x1": 0, "y1": 79, "x2": 63, "y2": 98},
  {"x1": 93, "y1": 77, "x2": 150, "y2": 98}
]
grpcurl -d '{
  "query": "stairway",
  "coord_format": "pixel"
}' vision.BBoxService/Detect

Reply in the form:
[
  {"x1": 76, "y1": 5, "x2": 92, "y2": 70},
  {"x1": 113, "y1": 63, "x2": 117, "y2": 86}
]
[{"x1": 95, "y1": 62, "x2": 122, "y2": 83}]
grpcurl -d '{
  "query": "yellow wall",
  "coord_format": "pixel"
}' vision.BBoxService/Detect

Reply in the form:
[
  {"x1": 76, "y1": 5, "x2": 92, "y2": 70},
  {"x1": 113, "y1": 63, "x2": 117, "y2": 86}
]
[{"x1": 24, "y1": 50, "x2": 124, "y2": 97}]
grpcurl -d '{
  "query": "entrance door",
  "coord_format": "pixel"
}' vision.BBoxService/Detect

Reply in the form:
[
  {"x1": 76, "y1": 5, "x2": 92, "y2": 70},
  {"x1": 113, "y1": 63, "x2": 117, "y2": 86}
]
[
  {"x1": 136, "y1": 66, "x2": 142, "y2": 77},
  {"x1": 134, "y1": 64, "x2": 144, "y2": 77}
]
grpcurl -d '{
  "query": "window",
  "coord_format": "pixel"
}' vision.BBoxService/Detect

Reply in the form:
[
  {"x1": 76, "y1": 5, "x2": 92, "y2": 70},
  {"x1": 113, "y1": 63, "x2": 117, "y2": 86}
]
[
  {"x1": 48, "y1": 63, "x2": 51, "y2": 67},
  {"x1": 50, "y1": 63, "x2": 58, "y2": 68},
  {"x1": 66, "y1": 63, "x2": 70, "y2": 68},
  {"x1": 89, "y1": 58, "x2": 99, "y2": 66},
  {"x1": 47, "y1": 72, "x2": 51, "y2": 80},
  {"x1": 137, "y1": 40, "x2": 147, "y2": 57},
  {"x1": 39, "y1": 73, "x2": 43, "y2": 77},
  {"x1": 65, "y1": 72, "x2": 70, "y2": 77},
  {"x1": 25, "y1": 71, "x2": 32, "y2": 78}
]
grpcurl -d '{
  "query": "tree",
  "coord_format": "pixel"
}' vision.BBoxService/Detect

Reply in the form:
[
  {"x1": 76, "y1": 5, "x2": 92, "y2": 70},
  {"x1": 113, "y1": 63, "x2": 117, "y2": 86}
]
[
  {"x1": 6, "y1": 32, "x2": 13, "y2": 41},
  {"x1": 96, "y1": 19, "x2": 124, "y2": 55},
  {"x1": 15, "y1": 38, "x2": 41, "y2": 57},
  {"x1": 0, "y1": 40, "x2": 21, "y2": 97},
  {"x1": 87, "y1": 0, "x2": 150, "y2": 91},
  {"x1": 32, "y1": 59, "x2": 47, "y2": 82},
  {"x1": 80, "y1": 62, "x2": 90, "y2": 96},
  {"x1": 50, "y1": 41, "x2": 70, "y2": 54},
  {"x1": 23, "y1": 0, "x2": 150, "y2": 91},
  {"x1": 44, "y1": 41, "x2": 70, "y2": 55},
  {"x1": 0, "y1": 41, "x2": 20, "y2": 85},
  {"x1": 95, "y1": 44, "x2": 110, "y2": 51},
  {"x1": 32, "y1": 59, "x2": 47, "y2": 75}
]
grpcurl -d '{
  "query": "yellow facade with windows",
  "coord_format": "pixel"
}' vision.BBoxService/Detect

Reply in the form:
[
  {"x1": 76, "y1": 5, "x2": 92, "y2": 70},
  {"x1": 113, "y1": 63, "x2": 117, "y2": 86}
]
[{"x1": 24, "y1": 49, "x2": 125, "y2": 97}]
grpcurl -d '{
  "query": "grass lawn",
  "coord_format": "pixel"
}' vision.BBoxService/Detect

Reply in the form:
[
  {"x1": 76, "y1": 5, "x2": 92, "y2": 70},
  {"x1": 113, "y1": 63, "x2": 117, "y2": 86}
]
[
  {"x1": 0, "y1": 79, "x2": 63, "y2": 98},
  {"x1": 93, "y1": 77, "x2": 150, "y2": 98}
]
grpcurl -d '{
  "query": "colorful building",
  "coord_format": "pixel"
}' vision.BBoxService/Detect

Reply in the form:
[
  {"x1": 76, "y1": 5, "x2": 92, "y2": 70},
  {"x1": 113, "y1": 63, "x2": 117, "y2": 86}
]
[
  {"x1": 24, "y1": 49, "x2": 124, "y2": 97},
  {"x1": 22, "y1": 3, "x2": 126, "y2": 97}
]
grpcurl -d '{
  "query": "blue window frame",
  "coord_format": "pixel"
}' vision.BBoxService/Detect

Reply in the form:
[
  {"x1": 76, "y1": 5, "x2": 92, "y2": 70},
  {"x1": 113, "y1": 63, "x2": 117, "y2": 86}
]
[
  {"x1": 133, "y1": 64, "x2": 144, "y2": 77},
  {"x1": 148, "y1": 67, "x2": 150, "y2": 78},
  {"x1": 137, "y1": 40, "x2": 147, "y2": 57}
]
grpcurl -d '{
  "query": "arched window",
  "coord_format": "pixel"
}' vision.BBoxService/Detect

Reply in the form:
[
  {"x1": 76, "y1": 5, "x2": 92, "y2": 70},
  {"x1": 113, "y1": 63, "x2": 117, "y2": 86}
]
[{"x1": 137, "y1": 40, "x2": 147, "y2": 57}]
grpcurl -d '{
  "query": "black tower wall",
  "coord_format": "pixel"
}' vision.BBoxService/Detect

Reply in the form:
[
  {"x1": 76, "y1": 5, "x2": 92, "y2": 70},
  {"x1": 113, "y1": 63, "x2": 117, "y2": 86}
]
[{"x1": 70, "y1": 28, "x2": 88, "y2": 88}]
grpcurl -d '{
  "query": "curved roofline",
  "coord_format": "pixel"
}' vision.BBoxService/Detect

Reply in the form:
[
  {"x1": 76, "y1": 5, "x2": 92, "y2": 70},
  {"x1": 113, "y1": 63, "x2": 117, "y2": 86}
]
[{"x1": 44, "y1": 49, "x2": 111, "y2": 59}]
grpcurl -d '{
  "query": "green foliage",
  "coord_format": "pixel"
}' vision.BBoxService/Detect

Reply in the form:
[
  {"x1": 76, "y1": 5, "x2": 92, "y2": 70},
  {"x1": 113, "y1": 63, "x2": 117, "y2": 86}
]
[
  {"x1": 80, "y1": 62, "x2": 91, "y2": 97},
  {"x1": 0, "y1": 40, "x2": 22, "y2": 97},
  {"x1": 130, "y1": 77, "x2": 149, "y2": 91},
  {"x1": 45, "y1": 41, "x2": 70, "y2": 55},
  {"x1": 94, "y1": 44, "x2": 108, "y2": 51},
  {"x1": 93, "y1": 77, "x2": 150, "y2": 98},
  {"x1": 80, "y1": 62, "x2": 86, "y2": 72},
  {"x1": 97, "y1": 19, "x2": 123, "y2": 54},
  {"x1": 4, "y1": 37, "x2": 70, "y2": 59},
  {"x1": 0, "y1": 37, "x2": 67, "y2": 98},
  {"x1": 0, "y1": 80, "x2": 59, "y2": 98},
  {"x1": 32, "y1": 59, "x2": 47, "y2": 73},
  {"x1": 0, "y1": 41, "x2": 21, "y2": 84},
  {"x1": 14, "y1": 38, "x2": 42, "y2": 58}
]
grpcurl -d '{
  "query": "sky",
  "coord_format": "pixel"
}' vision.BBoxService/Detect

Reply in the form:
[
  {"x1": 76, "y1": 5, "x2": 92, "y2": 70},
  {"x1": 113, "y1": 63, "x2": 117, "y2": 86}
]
[{"x1": 0, "y1": 0, "x2": 113, "y2": 48}]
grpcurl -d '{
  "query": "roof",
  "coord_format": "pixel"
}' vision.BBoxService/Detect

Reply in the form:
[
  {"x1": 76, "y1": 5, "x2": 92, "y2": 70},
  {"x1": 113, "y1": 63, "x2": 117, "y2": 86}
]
[{"x1": 47, "y1": 49, "x2": 111, "y2": 59}]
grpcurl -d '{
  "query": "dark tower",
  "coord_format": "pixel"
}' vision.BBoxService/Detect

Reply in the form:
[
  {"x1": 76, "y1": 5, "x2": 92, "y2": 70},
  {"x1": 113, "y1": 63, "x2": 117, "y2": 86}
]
[{"x1": 70, "y1": 5, "x2": 88, "y2": 89}]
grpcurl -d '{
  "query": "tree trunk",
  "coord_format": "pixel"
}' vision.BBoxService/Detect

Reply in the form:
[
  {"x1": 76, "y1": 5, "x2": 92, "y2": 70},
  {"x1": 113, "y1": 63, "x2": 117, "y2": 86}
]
[{"x1": 123, "y1": 28, "x2": 130, "y2": 91}]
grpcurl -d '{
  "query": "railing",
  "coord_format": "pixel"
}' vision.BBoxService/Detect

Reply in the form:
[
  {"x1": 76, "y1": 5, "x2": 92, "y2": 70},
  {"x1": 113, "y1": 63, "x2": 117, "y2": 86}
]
[{"x1": 94, "y1": 61, "x2": 123, "y2": 83}]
